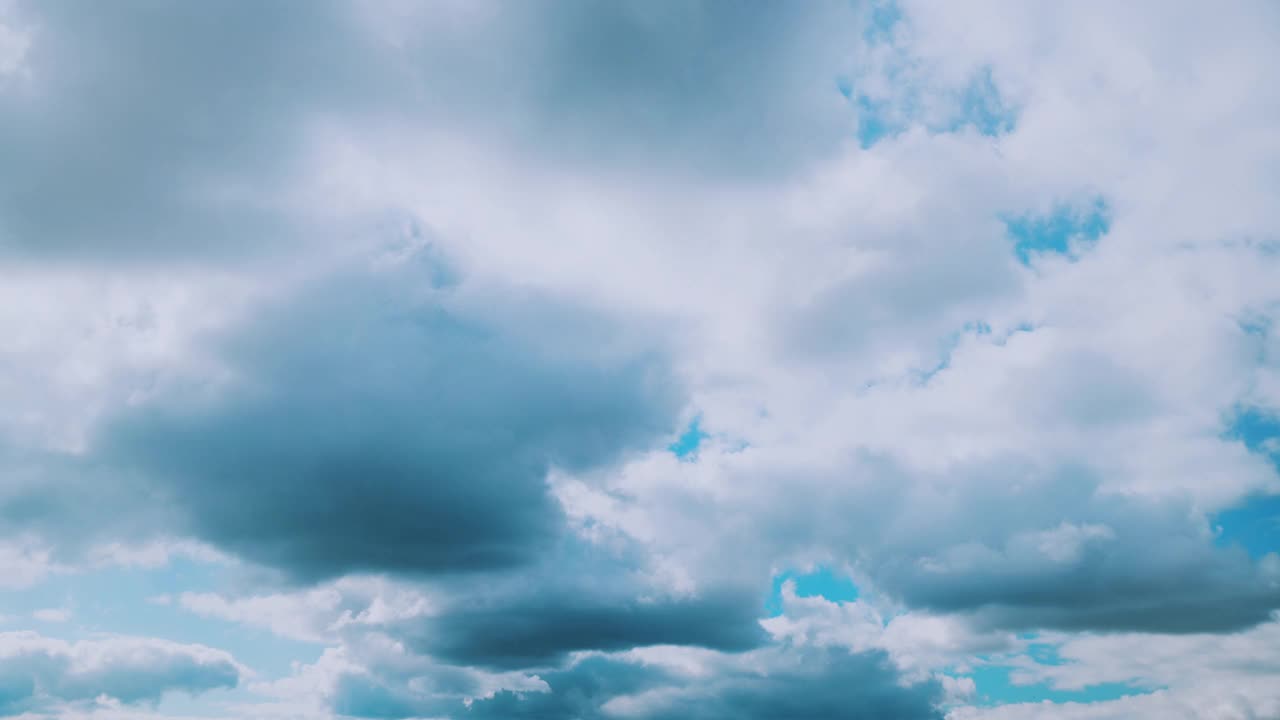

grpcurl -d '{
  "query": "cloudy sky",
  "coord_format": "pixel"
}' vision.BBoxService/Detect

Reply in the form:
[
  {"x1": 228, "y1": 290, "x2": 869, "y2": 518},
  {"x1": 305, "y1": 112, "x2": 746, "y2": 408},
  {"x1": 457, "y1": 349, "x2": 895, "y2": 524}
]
[{"x1": 1, "y1": 1, "x2": 1279, "y2": 718}]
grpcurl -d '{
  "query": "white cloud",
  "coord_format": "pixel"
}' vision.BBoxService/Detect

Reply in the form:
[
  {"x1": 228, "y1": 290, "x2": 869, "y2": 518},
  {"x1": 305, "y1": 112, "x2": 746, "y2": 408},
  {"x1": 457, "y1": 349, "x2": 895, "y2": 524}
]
[
  {"x1": 176, "y1": 576, "x2": 437, "y2": 644},
  {"x1": 0, "y1": 538, "x2": 66, "y2": 589},
  {"x1": 32, "y1": 607, "x2": 70, "y2": 623}
]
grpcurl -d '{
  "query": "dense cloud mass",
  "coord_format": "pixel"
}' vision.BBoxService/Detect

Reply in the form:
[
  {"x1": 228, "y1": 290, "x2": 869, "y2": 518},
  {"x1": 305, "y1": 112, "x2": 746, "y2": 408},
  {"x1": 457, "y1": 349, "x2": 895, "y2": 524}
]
[
  {"x1": 462, "y1": 649, "x2": 944, "y2": 720},
  {"x1": 1, "y1": 0, "x2": 1279, "y2": 719},
  {"x1": 403, "y1": 591, "x2": 765, "y2": 669},
  {"x1": 97, "y1": 262, "x2": 682, "y2": 580}
]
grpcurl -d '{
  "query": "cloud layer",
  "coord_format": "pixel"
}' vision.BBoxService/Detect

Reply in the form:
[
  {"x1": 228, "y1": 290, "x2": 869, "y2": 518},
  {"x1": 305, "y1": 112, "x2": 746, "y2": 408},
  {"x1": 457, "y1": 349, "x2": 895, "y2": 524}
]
[{"x1": 0, "y1": 0, "x2": 1278, "y2": 718}]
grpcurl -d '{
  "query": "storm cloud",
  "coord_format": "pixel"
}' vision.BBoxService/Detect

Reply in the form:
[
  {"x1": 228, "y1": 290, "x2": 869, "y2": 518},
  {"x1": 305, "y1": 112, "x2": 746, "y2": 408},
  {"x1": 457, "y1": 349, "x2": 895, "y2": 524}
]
[{"x1": 97, "y1": 261, "x2": 682, "y2": 580}]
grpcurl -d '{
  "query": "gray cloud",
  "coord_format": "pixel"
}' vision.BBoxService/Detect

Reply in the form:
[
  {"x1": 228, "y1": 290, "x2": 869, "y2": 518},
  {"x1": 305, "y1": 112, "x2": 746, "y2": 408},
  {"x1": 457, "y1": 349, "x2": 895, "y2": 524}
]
[
  {"x1": 401, "y1": 590, "x2": 765, "y2": 669},
  {"x1": 465, "y1": 649, "x2": 943, "y2": 720},
  {"x1": 645, "y1": 649, "x2": 944, "y2": 720},
  {"x1": 0, "y1": 0, "x2": 386, "y2": 261},
  {"x1": 93, "y1": 259, "x2": 681, "y2": 581},
  {"x1": 866, "y1": 468, "x2": 1280, "y2": 633},
  {"x1": 616, "y1": 450, "x2": 1280, "y2": 635},
  {"x1": 760, "y1": 456, "x2": 1280, "y2": 633},
  {"x1": 333, "y1": 655, "x2": 668, "y2": 720},
  {"x1": 0, "y1": 0, "x2": 856, "y2": 262},
  {"x1": 331, "y1": 649, "x2": 942, "y2": 720},
  {"x1": 2, "y1": 3, "x2": 1278, "y2": 719}
]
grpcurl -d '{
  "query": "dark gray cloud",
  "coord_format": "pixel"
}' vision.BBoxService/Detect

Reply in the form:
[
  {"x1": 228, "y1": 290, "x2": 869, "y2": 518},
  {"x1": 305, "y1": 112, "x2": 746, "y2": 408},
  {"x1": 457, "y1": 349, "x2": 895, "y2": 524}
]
[
  {"x1": 0, "y1": 0, "x2": 386, "y2": 261},
  {"x1": 466, "y1": 649, "x2": 942, "y2": 720},
  {"x1": 645, "y1": 649, "x2": 943, "y2": 720},
  {"x1": 332, "y1": 649, "x2": 942, "y2": 720},
  {"x1": 0, "y1": 634, "x2": 240, "y2": 714},
  {"x1": 664, "y1": 452, "x2": 1280, "y2": 635},
  {"x1": 462, "y1": 656, "x2": 673, "y2": 720},
  {"x1": 0, "y1": 0, "x2": 856, "y2": 261},
  {"x1": 91, "y1": 258, "x2": 681, "y2": 581},
  {"x1": 401, "y1": 590, "x2": 765, "y2": 669},
  {"x1": 333, "y1": 655, "x2": 668, "y2": 720},
  {"x1": 449, "y1": 0, "x2": 859, "y2": 177},
  {"x1": 833, "y1": 459, "x2": 1280, "y2": 633}
]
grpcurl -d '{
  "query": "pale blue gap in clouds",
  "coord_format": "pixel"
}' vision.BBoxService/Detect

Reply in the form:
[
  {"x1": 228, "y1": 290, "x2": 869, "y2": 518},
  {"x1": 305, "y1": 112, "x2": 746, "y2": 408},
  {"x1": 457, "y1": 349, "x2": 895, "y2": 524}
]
[
  {"x1": 1215, "y1": 406, "x2": 1280, "y2": 557},
  {"x1": 967, "y1": 640, "x2": 1157, "y2": 706},
  {"x1": 1002, "y1": 197, "x2": 1111, "y2": 265},
  {"x1": 914, "y1": 320, "x2": 1037, "y2": 387},
  {"x1": 953, "y1": 67, "x2": 1017, "y2": 137},
  {"x1": 764, "y1": 566, "x2": 860, "y2": 617},
  {"x1": 0, "y1": 558, "x2": 321, "y2": 679},
  {"x1": 968, "y1": 665, "x2": 1154, "y2": 706},
  {"x1": 842, "y1": 1, "x2": 1014, "y2": 148},
  {"x1": 668, "y1": 417, "x2": 709, "y2": 460},
  {"x1": 841, "y1": 65, "x2": 1016, "y2": 149}
]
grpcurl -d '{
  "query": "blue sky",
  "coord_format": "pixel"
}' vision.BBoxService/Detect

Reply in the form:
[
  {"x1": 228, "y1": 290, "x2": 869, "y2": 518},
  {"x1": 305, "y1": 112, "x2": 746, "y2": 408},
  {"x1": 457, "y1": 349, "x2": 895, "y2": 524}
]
[{"x1": 0, "y1": 1, "x2": 1279, "y2": 719}]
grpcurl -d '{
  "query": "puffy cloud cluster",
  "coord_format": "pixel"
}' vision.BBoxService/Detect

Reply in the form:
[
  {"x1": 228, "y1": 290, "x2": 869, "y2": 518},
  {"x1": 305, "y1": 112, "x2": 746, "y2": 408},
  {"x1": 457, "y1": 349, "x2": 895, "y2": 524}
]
[{"x1": 0, "y1": 0, "x2": 1278, "y2": 718}]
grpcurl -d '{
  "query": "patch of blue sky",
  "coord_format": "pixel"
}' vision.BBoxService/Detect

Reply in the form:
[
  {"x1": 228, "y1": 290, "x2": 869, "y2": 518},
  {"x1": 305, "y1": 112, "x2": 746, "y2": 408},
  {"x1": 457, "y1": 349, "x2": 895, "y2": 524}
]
[
  {"x1": 1238, "y1": 313, "x2": 1271, "y2": 338},
  {"x1": 0, "y1": 559, "x2": 321, "y2": 679},
  {"x1": 1214, "y1": 495, "x2": 1280, "y2": 558},
  {"x1": 841, "y1": 66, "x2": 1016, "y2": 149},
  {"x1": 953, "y1": 67, "x2": 1017, "y2": 137},
  {"x1": 668, "y1": 416, "x2": 708, "y2": 460},
  {"x1": 764, "y1": 566, "x2": 860, "y2": 617},
  {"x1": 993, "y1": 322, "x2": 1038, "y2": 346},
  {"x1": 1212, "y1": 407, "x2": 1280, "y2": 557},
  {"x1": 1224, "y1": 405, "x2": 1280, "y2": 464},
  {"x1": 1024, "y1": 642, "x2": 1066, "y2": 667},
  {"x1": 969, "y1": 665, "x2": 1154, "y2": 706},
  {"x1": 912, "y1": 320, "x2": 1003, "y2": 385},
  {"x1": 853, "y1": 93, "x2": 900, "y2": 149},
  {"x1": 863, "y1": 0, "x2": 902, "y2": 44},
  {"x1": 1003, "y1": 197, "x2": 1111, "y2": 265}
]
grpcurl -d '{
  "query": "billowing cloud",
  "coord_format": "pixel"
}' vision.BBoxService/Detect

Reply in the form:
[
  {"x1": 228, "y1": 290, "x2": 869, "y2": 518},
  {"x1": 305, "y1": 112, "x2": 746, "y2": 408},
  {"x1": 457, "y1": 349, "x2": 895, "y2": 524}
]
[
  {"x1": 0, "y1": 1, "x2": 1278, "y2": 719},
  {"x1": 322, "y1": 647, "x2": 943, "y2": 720},
  {"x1": 94, "y1": 259, "x2": 682, "y2": 580},
  {"x1": 0, "y1": 632, "x2": 242, "y2": 714}
]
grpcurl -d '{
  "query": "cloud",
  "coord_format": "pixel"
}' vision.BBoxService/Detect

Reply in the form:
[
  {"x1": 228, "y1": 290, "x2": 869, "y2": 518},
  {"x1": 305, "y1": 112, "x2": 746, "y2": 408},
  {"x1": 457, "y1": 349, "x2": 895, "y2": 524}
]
[
  {"x1": 564, "y1": 445, "x2": 1280, "y2": 635},
  {"x1": 91, "y1": 258, "x2": 682, "y2": 581},
  {"x1": 0, "y1": 0, "x2": 861, "y2": 263},
  {"x1": 0, "y1": 538, "x2": 64, "y2": 589},
  {"x1": 401, "y1": 591, "x2": 765, "y2": 669},
  {"x1": 0, "y1": 0, "x2": 383, "y2": 261},
  {"x1": 321, "y1": 647, "x2": 942, "y2": 720},
  {"x1": 1008, "y1": 618, "x2": 1280, "y2": 697},
  {"x1": 0, "y1": 632, "x2": 242, "y2": 714},
  {"x1": 0, "y1": 2, "x2": 1279, "y2": 719},
  {"x1": 0, "y1": 4, "x2": 28, "y2": 80},
  {"x1": 31, "y1": 608, "x2": 70, "y2": 623},
  {"x1": 601, "y1": 648, "x2": 944, "y2": 720},
  {"x1": 177, "y1": 575, "x2": 437, "y2": 644}
]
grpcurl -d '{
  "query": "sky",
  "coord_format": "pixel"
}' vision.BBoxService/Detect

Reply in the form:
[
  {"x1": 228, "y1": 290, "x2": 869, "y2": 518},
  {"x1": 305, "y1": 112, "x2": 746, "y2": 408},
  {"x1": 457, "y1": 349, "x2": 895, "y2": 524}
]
[{"x1": 0, "y1": 1, "x2": 1278, "y2": 718}]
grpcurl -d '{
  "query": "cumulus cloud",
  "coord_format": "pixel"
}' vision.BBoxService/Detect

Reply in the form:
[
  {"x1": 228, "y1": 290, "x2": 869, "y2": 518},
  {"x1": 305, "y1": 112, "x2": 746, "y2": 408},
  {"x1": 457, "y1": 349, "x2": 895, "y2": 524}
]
[
  {"x1": 0, "y1": 632, "x2": 242, "y2": 714},
  {"x1": 21, "y1": 254, "x2": 681, "y2": 580},
  {"x1": 0, "y1": 1, "x2": 1278, "y2": 719},
  {"x1": 318, "y1": 647, "x2": 943, "y2": 720}
]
